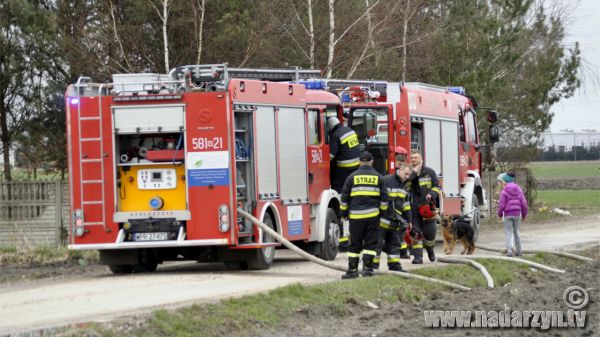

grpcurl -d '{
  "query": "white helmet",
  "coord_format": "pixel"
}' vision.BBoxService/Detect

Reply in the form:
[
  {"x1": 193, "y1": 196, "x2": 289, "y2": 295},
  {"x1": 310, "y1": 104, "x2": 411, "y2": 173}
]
[{"x1": 327, "y1": 117, "x2": 340, "y2": 131}]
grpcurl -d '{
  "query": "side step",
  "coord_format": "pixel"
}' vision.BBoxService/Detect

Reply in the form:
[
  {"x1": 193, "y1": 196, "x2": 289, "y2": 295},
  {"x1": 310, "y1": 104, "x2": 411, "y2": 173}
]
[{"x1": 229, "y1": 242, "x2": 281, "y2": 250}]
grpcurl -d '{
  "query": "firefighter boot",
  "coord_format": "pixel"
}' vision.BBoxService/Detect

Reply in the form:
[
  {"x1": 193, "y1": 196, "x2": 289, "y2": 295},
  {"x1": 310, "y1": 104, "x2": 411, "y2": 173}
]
[
  {"x1": 400, "y1": 242, "x2": 410, "y2": 259},
  {"x1": 362, "y1": 254, "x2": 375, "y2": 277},
  {"x1": 372, "y1": 255, "x2": 381, "y2": 270},
  {"x1": 412, "y1": 244, "x2": 424, "y2": 264},
  {"x1": 388, "y1": 263, "x2": 405, "y2": 272},
  {"x1": 342, "y1": 257, "x2": 359, "y2": 280},
  {"x1": 425, "y1": 245, "x2": 436, "y2": 262},
  {"x1": 338, "y1": 236, "x2": 350, "y2": 252}
]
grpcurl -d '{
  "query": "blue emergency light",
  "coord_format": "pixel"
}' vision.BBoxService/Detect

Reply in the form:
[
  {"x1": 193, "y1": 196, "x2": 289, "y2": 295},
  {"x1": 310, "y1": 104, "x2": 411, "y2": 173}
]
[
  {"x1": 447, "y1": 86, "x2": 466, "y2": 95},
  {"x1": 297, "y1": 79, "x2": 326, "y2": 90}
]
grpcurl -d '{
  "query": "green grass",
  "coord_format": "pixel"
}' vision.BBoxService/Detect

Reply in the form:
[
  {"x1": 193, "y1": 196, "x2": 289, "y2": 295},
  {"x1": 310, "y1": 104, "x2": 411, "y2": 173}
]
[
  {"x1": 0, "y1": 245, "x2": 98, "y2": 266},
  {"x1": 528, "y1": 161, "x2": 600, "y2": 178},
  {"x1": 59, "y1": 253, "x2": 575, "y2": 337},
  {"x1": 537, "y1": 189, "x2": 600, "y2": 208}
]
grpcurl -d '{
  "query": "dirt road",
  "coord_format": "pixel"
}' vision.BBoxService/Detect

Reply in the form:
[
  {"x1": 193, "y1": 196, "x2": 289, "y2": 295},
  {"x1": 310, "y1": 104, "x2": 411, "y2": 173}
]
[{"x1": 1, "y1": 215, "x2": 598, "y2": 335}]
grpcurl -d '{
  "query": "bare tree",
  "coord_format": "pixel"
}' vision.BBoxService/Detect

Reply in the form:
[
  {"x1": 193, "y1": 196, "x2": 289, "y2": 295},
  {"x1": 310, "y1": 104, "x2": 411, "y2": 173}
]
[
  {"x1": 326, "y1": 0, "x2": 381, "y2": 78},
  {"x1": 108, "y1": 0, "x2": 132, "y2": 70},
  {"x1": 149, "y1": 0, "x2": 170, "y2": 73},
  {"x1": 307, "y1": 0, "x2": 315, "y2": 68},
  {"x1": 194, "y1": 0, "x2": 206, "y2": 64}
]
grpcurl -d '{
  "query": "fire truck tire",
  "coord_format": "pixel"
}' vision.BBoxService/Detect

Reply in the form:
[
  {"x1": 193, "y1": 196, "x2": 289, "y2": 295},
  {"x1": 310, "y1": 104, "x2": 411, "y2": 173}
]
[
  {"x1": 317, "y1": 208, "x2": 339, "y2": 261},
  {"x1": 245, "y1": 214, "x2": 276, "y2": 270},
  {"x1": 108, "y1": 264, "x2": 134, "y2": 274},
  {"x1": 133, "y1": 249, "x2": 158, "y2": 273},
  {"x1": 472, "y1": 194, "x2": 481, "y2": 242}
]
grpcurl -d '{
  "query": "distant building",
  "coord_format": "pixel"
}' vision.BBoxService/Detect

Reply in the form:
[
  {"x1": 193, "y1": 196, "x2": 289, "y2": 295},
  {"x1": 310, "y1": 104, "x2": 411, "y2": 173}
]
[{"x1": 539, "y1": 131, "x2": 600, "y2": 150}]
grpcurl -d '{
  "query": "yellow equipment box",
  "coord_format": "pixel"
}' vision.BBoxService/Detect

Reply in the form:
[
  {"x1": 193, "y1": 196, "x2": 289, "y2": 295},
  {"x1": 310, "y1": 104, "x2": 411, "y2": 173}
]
[{"x1": 118, "y1": 164, "x2": 186, "y2": 211}]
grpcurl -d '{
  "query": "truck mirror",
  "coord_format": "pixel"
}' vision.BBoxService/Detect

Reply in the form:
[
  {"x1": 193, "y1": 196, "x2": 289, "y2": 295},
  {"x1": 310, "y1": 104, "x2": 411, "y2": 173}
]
[
  {"x1": 489, "y1": 125, "x2": 499, "y2": 144},
  {"x1": 486, "y1": 110, "x2": 498, "y2": 124}
]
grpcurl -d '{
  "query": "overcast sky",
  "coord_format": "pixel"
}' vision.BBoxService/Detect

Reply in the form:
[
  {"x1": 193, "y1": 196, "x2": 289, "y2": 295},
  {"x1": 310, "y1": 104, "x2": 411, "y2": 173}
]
[{"x1": 549, "y1": 0, "x2": 600, "y2": 132}]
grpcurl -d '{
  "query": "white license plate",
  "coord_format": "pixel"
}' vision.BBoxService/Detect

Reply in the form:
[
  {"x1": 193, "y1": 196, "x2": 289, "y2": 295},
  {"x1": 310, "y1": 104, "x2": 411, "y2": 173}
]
[{"x1": 133, "y1": 232, "x2": 169, "y2": 241}]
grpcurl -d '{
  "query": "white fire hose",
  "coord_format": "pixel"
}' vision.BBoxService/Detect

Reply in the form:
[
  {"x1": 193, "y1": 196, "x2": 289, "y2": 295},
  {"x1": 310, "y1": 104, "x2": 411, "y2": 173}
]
[
  {"x1": 475, "y1": 243, "x2": 593, "y2": 262},
  {"x1": 237, "y1": 208, "x2": 471, "y2": 292}
]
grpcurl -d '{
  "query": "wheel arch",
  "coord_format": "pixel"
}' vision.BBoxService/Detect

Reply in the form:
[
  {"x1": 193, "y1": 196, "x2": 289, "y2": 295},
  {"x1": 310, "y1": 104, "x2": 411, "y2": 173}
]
[{"x1": 311, "y1": 189, "x2": 340, "y2": 242}]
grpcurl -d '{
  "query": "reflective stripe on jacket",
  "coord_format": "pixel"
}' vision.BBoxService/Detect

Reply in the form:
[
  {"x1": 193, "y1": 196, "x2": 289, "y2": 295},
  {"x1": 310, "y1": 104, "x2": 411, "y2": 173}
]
[
  {"x1": 340, "y1": 165, "x2": 387, "y2": 220},
  {"x1": 383, "y1": 173, "x2": 412, "y2": 225}
]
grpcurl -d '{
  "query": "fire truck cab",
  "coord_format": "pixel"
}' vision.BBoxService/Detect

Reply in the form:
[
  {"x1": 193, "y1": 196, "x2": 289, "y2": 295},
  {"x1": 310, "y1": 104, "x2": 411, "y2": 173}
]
[{"x1": 65, "y1": 65, "x2": 343, "y2": 273}]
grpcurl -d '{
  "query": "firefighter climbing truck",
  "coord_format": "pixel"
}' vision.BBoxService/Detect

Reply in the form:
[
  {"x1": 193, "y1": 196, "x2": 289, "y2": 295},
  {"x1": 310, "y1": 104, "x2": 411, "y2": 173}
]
[
  {"x1": 65, "y1": 65, "x2": 344, "y2": 273},
  {"x1": 295, "y1": 79, "x2": 499, "y2": 236}
]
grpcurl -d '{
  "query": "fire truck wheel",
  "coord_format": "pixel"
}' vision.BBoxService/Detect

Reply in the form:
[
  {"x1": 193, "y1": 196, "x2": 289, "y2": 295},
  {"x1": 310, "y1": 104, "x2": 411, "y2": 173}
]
[
  {"x1": 108, "y1": 264, "x2": 134, "y2": 274},
  {"x1": 472, "y1": 194, "x2": 481, "y2": 242},
  {"x1": 317, "y1": 208, "x2": 339, "y2": 261},
  {"x1": 245, "y1": 214, "x2": 276, "y2": 270}
]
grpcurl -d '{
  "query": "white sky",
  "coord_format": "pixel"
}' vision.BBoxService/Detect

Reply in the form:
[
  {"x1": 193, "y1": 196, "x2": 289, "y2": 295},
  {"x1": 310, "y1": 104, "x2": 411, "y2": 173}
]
[{"x1": 549, "y1": 0, "x2": 600, "y2": 132}]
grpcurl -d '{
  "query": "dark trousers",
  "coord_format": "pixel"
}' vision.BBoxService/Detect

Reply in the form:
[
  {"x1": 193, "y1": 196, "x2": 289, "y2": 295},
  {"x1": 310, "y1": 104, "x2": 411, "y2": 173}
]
[
  {"x1": 412, "y1": 211, "x2": 437, "y2": 259},
  {"x1": 375, "y1": 227, "x2": 401, "y2": 267},
  {"x1": 331, "y1": 166, "x2": 358, "y2": 193},
  {"x1": 348, "y1": 217, "x2": 380, "y2": 257}
]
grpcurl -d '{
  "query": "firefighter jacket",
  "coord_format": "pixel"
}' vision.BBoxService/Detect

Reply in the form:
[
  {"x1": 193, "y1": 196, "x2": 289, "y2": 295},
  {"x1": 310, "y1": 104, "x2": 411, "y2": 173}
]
[
  {"x1": 329, "y1": 125, "x2": 360, "y2": 168},
  {"x1": 381, "y1": 173, "x2": 412, "y2": 230},
  {"x1": 408, "y1": 166, "x2": 442, "y2": 206},
  {"x1": 340, "y1": 165, "x2": 388, "y2": 220}
]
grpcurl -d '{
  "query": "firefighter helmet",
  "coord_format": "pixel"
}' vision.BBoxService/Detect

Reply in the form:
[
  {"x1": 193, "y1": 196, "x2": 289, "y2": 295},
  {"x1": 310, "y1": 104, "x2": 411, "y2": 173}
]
[
  {"x1": 395, "y1": 146, "x2": 408, "y2": 155},
  {"x1": 326, "y1": 117, "x2": 340, "y2": 131}
]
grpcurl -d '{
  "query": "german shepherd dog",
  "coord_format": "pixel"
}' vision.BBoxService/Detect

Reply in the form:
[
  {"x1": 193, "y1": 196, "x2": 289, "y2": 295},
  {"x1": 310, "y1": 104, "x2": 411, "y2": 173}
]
[{"x1": 441, "y1": 215, "x2": 475, "y2": 255}]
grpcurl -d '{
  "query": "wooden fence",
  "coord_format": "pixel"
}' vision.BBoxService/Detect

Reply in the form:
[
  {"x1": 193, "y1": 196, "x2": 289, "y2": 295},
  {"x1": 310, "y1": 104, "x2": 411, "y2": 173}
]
[{"x1": 0, "y1": 180, "x2": 69, "y2": 247}]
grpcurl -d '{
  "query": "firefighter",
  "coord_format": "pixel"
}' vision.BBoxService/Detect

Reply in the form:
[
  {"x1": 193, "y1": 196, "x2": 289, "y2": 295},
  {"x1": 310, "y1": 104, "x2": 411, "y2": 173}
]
[
  {"x1": 340, "y1": 150, "x2": 387, "y2": 279},
  {"x1": 327, "y1": 116, "x2": 360, "y2": 251},
  {"x1": 395, "y1": 146, "x2": 409, "y2": 163},
  {"x1": 374, "y1": 161, "x2": 412, "y2": 272},
  {"x1": 408, "y1": 151, "x2": 442, "y2": 264}
]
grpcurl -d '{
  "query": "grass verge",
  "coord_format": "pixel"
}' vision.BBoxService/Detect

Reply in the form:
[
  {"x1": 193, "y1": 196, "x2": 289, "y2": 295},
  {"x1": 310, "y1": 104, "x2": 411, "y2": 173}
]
[
  {"x1": 0, "y1": 245, "x2": 98, "y2": 266},
  {"x1": 528, "y1": 161, "x2": 599, "y2": 178},
  {"x1": 58, "y1": 252, "x2": 581, "y2": 337}
]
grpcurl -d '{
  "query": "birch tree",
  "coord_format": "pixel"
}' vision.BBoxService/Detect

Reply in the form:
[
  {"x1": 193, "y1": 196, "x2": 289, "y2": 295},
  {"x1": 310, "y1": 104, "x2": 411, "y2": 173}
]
[
  {"x1": 149, "y1": 0, "x2": 170, "y2": 73},
  {"x1": 194, "y1": 0, "x2": 206, "y2": 64}
]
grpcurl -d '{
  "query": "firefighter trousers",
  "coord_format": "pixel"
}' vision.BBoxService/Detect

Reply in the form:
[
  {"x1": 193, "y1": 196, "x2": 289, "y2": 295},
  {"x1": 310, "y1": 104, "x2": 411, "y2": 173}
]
[
  {"x1": 374, "y1": 227, "x2": 401, "y2": 270},
  {"x1": 332, "y1": 166, "x2": 358, "y2": 193},
  {"x1": 348, "y1": 217, "x2": 380, "y2": 265},
  {"x1": 412, "y1": 215, "x2": 436, "y2": 261}
]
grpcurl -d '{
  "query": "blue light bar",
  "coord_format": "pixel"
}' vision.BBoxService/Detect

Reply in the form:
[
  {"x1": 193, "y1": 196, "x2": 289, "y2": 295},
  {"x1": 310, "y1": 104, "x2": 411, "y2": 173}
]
[
  {"x1": 341, "y1": 92, "x2": 351, "y2": 103},
  {"x1": 447, "y1": 86, "x2": 465, "y2": 95},
  {"x1": 297, "y1": 79, "x2": 326, "y2": 90},
  {"x1": 70, "y1": 97, "x2": 80, "y2": 105}
]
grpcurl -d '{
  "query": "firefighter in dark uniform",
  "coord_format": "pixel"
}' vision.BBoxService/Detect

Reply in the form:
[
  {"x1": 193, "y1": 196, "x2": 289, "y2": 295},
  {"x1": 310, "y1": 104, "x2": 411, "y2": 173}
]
[
  {"x1": 374, "y1": 161, "x2": 412, "y2": 272},
  {"x1": 340, "y1": 151, "x2": 387, "y2": 279},
  {"x1": 328, "y1": 116, "x2": 360, "y2": 251},
  {"x1": 393, "y1": 146, "x2": 411, "y2": 258},
  {"x1": 409, "y1": 151, "x2": 442, "y2": 264}
]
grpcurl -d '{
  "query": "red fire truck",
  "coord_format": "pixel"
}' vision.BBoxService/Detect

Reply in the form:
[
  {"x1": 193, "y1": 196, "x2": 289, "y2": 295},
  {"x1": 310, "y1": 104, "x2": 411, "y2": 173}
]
[
  {"x1": 295, "y1": 79, "x2": 499, "y2": 236},
  {"x1": 65, "y1": 65, "x2": 345, "y2": 273}
]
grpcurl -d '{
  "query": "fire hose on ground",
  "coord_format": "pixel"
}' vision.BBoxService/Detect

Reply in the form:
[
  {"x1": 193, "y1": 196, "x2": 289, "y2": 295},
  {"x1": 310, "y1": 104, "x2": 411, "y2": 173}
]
[
  {"x1": 237, "y1": 208, "x2": 471, "y2": 292},
  {"x1": 475, "y1": 243, "x2": 593, "y2": 262},
  {"x1": 436, "y1": 257, "x2": 495, "y2": 288}
]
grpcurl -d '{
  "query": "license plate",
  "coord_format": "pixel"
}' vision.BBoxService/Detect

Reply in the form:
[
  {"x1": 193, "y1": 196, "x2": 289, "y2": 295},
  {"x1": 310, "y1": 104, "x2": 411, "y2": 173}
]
[{"x1": 133, "y1": 232, "x2": 169, "y2": 241}]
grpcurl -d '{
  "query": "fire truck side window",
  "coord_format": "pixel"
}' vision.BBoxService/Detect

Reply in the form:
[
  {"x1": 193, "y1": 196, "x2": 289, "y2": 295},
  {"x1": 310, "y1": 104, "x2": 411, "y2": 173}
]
[
  {"x1": 458, "y1": 109, "x2": 466, "y2": 143},
  {"x1": 307, "y1": 109, "x2": 321, "y2": 145},
  {"x1": 350, "y1": 108, "x2": 386, "y2": 144},
  {"x1": 411, "y1": 123, "x2": 423, "y2": 154},
  {"x1": 467, "y1": 109, "x2": 478, "y2": 144}
]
